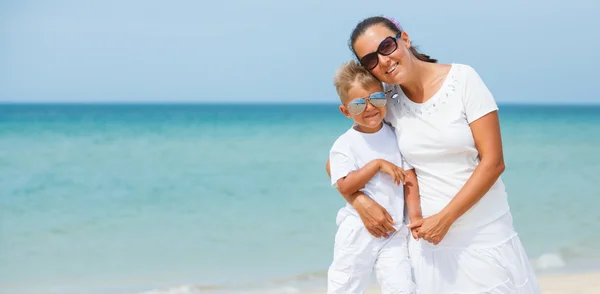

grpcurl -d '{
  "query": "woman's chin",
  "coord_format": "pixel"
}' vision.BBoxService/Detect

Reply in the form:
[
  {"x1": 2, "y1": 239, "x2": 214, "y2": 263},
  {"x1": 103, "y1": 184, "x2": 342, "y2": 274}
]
[
  {"x1": 379, "y1": 71, "x2": 403, "y2": 85},
  {"x1": 389, "y1": 69, "x2": 408, "y2": 84}
]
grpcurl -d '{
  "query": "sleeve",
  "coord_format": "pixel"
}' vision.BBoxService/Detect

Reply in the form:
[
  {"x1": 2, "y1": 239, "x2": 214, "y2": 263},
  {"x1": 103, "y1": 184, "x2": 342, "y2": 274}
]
[
  {"x1": 329, "y1": 140, "x2": 358, "y2": 187},
  {"x1": 462, "y1": 65, "x2": 499, "y2": 124}
]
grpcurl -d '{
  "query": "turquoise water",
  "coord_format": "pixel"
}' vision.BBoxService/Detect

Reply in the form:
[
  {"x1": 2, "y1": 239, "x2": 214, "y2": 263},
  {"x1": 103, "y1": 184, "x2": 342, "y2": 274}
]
[{"x1": 1, "y1": 103, "x2": 599, "y2": 294}]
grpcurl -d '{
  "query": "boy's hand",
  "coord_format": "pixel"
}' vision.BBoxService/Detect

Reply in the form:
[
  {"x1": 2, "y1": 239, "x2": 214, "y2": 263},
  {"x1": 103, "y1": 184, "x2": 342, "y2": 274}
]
[{"x1": 377, "y1": 159, "x2": 407, "y2": 185}]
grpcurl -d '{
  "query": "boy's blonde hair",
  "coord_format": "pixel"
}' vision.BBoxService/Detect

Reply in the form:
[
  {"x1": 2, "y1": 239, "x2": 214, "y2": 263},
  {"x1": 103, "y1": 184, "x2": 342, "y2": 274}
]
[{"x1": 333, "y1": 60, "x2": 381, "y2": 103}]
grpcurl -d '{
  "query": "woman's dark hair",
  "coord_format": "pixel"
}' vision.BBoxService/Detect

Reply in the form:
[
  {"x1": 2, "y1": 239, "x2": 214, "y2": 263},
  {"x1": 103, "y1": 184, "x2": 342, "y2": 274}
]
[{"x1": 350, "y1": 16, "x2": 437, "y2": 63}]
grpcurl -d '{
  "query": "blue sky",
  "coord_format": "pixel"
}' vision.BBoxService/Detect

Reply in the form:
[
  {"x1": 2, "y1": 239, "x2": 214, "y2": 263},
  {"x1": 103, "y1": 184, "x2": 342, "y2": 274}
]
[{"x1": 1, "y1": 0, "x2": 598, "y2": 103}]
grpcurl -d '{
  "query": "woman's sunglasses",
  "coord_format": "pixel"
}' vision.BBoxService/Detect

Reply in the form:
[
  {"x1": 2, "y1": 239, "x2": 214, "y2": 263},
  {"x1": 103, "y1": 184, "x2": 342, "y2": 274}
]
[
  {"x1": 359, "y1": 33, "x2": 401, "y2": 70},
  {"x1": 346, "y1": 90, "x2": 391, "y2": 115}
]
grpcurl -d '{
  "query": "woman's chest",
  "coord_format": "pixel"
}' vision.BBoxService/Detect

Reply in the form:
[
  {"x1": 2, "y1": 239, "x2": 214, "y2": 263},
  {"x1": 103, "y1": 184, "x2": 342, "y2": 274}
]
[{"x1": 389, "y1": 99, "x2": 477, "y2": 160}]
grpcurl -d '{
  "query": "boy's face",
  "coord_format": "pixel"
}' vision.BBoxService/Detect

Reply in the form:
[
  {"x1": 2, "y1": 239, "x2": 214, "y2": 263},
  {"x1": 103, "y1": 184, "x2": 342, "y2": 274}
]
[{"x1": 340, "y1": 83, "x2": 387, "y2": 131}]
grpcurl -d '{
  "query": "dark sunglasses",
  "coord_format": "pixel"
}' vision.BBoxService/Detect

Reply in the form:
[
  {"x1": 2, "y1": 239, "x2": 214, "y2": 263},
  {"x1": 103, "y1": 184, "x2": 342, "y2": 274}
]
[
  {"x1": 359, "y1": 33, "x2": 401, "y2": 70},
  {"x1": 346, "y1": 90, "x2": 392, "y2": 115}
]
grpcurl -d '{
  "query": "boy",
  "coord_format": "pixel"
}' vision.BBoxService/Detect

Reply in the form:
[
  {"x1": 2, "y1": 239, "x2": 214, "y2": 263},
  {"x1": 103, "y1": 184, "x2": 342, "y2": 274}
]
[{"x1": 326, "y1": 60, "x2": 421, "y2": 294}]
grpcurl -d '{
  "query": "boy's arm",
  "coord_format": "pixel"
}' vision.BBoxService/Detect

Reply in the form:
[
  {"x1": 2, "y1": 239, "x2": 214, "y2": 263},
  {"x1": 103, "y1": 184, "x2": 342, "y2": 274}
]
[
  {"x1": 326, "y1": 158, "x2": 397, "y2": 238},
  {"x1": 335, "y1": 159, "x2": 382, "y2": 197},
  {"x1": 403, "y1": 168, "x2": 422, "y2": 222}
]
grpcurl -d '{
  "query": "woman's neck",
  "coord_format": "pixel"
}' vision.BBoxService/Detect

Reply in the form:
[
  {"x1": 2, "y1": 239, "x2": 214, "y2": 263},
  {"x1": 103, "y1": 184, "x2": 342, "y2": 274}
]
[{"x1": 400, "y1": 60, "x2": 438, "y2": 104}]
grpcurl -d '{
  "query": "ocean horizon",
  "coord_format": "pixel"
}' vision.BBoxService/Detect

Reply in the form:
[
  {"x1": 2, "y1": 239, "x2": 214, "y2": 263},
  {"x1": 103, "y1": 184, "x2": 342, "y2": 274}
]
[
  {"x1": 2, "y1": 101, "x2": 600, "y2": 105},
  {"x1": 1, "y1": 103, "x2": 599, "y2": 294}
]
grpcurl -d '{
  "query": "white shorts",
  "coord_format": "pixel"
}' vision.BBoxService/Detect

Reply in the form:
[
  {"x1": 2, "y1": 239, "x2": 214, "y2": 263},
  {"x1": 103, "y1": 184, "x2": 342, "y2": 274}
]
[{"x1": 327, "y1": 216, "x2": 415, "y2": 294}]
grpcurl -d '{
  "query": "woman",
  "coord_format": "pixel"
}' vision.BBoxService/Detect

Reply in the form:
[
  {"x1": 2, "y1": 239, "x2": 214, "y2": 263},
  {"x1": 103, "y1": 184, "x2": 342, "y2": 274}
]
[{"x1": 327, "y1": 16, "x2": 540, "y2": 293}]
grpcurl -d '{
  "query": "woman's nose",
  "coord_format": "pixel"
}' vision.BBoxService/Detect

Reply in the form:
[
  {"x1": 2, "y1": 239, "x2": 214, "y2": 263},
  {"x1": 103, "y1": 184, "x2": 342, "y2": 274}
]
[{"x1": 379, "y1": 54, "x2": 392, "y2": 68}]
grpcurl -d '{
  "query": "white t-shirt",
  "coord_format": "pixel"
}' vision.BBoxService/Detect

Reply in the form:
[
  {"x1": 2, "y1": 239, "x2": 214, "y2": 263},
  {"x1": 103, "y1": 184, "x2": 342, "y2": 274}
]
[
  {"x1": 329, "y1": 124, "x2": 412, "y2": 228},
  {"x1": 383, "y1": 64, "x2": 510, "y2": 231}
]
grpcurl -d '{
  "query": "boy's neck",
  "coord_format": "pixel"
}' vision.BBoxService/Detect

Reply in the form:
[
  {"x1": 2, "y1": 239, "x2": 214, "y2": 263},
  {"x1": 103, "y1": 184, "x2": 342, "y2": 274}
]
[{"x1": 354, "y1": 122, "x2": 383, "y2": 134}]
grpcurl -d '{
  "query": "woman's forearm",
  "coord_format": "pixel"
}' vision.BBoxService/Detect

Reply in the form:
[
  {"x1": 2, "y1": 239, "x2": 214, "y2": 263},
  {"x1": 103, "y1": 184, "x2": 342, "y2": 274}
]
[
  {"x1": 440, "y1": 159, "x2": 505, "y2": 223},
  {"x1": 328, "y1": 158, "x2": 396, "y2": 237},
  {"x1": 343, "y1": 190, "x2": 369, "y2": 207}
]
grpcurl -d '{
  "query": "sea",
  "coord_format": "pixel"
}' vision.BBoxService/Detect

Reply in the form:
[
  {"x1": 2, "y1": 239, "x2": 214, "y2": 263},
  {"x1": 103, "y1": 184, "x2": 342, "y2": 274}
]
[{"x1": 1, "y1": 103, "x2": 599, "y2": 294}]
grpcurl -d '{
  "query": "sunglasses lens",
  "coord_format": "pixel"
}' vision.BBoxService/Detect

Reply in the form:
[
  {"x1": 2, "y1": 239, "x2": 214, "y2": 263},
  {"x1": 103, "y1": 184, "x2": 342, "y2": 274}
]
[
  {"x1": 347, "y1": 99, "x2": 367, "y2": 115},
  {"x1": 360, "y1": 53, "x2": 379, "y2": 70},
  {"x1": 369, "y1": 92, "x2": 387, "y2": 107},
  {"x1": 370, "y1": 97, "x2": 387, "y2": 108},
  {"x1": 379, "y1": 37, "x2": 397, "y2": 55},
  {"x1": 370, "y1": 92, "x2": 387, "y2": 99}
]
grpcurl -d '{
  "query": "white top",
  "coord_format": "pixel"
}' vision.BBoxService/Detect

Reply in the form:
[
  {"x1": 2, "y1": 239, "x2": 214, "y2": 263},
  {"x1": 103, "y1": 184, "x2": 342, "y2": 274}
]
[
  {"x1": 329, "y1": 124, "x2": 412, "y2": 228},
  {"x1": 383, "y1": 64, "x2": 510, "y2": 231}
]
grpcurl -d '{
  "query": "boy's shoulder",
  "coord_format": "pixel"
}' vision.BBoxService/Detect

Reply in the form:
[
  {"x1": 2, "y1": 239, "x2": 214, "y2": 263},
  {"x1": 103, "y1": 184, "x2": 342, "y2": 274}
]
[
  {"x1": 330, "y1": 124, "x2": 395, "y2": 152},
  {"x1": 330, "y1": 127, "x2": 356, "y2": 152}
]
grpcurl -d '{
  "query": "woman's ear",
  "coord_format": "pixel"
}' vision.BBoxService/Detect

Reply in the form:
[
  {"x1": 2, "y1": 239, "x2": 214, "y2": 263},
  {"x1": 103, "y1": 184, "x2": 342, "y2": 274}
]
[{"x1": 401, "y1": 31, "x2": 411, "y2": 49}]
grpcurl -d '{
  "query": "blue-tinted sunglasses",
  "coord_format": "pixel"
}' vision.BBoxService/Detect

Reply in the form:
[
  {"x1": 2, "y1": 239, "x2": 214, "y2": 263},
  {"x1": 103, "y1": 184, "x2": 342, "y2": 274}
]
[{"x1": 346, "y1": 90, "x2": 392, "y2": 115}]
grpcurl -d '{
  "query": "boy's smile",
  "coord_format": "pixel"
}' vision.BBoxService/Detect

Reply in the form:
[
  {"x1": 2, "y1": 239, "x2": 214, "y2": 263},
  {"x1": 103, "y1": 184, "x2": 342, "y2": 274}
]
[{"x1": 340, "y1": 83, "x2": 387, "y2": 133}]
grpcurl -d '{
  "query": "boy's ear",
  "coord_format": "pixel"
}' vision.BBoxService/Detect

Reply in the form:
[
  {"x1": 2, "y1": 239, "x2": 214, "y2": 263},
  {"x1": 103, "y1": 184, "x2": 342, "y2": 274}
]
[{"x1": 339, "y1": 105, "x2": 352, "y2": 118}]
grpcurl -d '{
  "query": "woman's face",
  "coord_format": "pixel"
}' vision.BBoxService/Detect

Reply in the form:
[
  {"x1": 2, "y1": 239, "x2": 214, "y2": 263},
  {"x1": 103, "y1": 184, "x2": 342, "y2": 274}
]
[{"x1": 353, "y1": 24, "x2": 413, "y2": 85}]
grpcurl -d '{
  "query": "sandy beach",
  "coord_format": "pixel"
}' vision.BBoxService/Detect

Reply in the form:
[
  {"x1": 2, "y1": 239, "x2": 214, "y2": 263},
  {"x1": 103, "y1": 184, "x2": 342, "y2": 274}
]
[
  {"x1": 537, "y1": 272, "x2": 600, "y2": 294},
  {"x1": 303, "y1": 271, "x2": 600, "y2": 294}
]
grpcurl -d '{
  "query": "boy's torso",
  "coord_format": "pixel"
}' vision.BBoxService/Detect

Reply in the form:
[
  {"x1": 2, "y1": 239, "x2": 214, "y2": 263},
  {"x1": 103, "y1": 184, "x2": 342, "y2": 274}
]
[{"x1": 336, "y1": 124, "x2": 406, "y2": 227}]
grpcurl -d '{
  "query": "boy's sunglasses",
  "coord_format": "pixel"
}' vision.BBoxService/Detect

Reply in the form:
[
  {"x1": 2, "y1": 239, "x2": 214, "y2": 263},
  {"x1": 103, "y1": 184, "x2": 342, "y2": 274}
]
[
  {"x1": 346, "y1": 90, "x2": 391, "y2": 115},
  {"x1": 359, "y1": 33, "x2": 401, "y2": 70}
]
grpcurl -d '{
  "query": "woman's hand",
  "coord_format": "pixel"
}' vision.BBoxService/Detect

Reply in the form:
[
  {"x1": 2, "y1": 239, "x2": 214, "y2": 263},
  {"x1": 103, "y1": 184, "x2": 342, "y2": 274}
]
[
  {"x1": 352, "y1": 193, "x2": 396, "y2": 238},
  {"x1": 407, "y1": 213, "x2": 453, "y2": 245},
  {"x1": 408, "y1": 217, "x2": 423, "y2": 240}
]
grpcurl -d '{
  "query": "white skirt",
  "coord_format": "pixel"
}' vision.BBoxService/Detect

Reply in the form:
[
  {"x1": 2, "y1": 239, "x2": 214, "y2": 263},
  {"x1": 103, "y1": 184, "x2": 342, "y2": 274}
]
[{"x1": 408, "y1": 213, "x2": 541, "y2": 294}]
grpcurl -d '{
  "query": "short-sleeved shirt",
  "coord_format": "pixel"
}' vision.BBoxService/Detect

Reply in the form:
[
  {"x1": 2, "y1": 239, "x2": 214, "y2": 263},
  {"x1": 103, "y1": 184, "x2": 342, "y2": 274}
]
[
  {"x1": 384, "y1": 64, "x2": 510, "y2": 231},
  {"x1": 329, "y1": 123, "x2": 412, "y2": 227}
]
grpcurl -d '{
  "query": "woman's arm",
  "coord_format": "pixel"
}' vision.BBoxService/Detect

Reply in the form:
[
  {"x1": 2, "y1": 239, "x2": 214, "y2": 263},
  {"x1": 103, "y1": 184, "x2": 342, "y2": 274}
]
[
  {"x1": 439, "y1": 111, "x2": 504, "y2": 223},
  {"x1": 409, "y1": 111, "x2": 504, "y2": 244},
  {"x1": 326, "y1": 158, "x2": 397, "y2": 238}
]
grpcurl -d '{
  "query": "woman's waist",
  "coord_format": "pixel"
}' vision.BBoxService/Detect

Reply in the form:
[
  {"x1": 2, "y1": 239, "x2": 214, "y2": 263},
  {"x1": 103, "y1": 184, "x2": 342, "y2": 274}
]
[
  {"x1": 411, "y1": 212, "x2": 517, "y2": 250},
  {"x1": 418, "y1": 174, "x2": 507, "y2": 204},
  {"x1": 419, "y1": 180, "x2": 510, "y2": 231}
]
